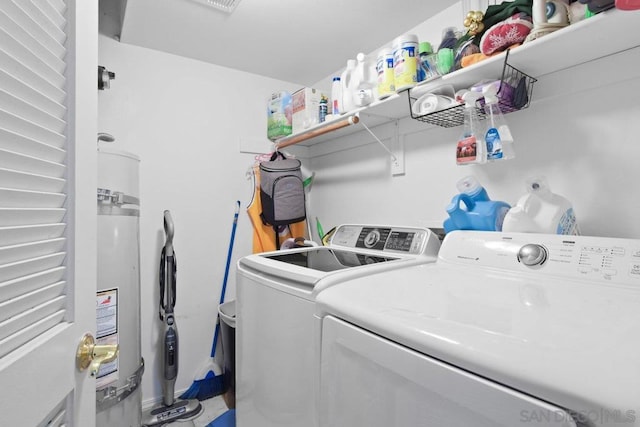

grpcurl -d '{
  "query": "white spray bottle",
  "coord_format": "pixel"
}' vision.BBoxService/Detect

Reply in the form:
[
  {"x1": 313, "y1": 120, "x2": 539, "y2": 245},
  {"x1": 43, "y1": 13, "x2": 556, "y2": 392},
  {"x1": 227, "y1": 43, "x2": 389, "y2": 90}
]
[
  {"x1": 483, "y1": 83, "x2": 515, "y2": 161},
  {"x1": 456, "y1": 90, "x2": 486, "y2": 165}
]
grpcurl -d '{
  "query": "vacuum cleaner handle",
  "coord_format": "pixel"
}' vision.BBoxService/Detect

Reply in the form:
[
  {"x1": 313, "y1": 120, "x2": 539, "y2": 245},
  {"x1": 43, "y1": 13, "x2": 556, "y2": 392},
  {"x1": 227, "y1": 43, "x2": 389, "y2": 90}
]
[{"x1": 164, "y1": 210, "x2": 174, "y2": 256}]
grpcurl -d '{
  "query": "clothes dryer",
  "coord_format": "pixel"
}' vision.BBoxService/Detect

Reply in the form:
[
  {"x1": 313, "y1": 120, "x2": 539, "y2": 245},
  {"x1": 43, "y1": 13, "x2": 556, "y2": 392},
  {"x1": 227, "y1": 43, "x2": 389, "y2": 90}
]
[
  {"x1": 316, "y1": 231, "x2": 640, "y2": 427},
  {"x1": 236, "y1": 224, "x2": 441, "y2": 427}
]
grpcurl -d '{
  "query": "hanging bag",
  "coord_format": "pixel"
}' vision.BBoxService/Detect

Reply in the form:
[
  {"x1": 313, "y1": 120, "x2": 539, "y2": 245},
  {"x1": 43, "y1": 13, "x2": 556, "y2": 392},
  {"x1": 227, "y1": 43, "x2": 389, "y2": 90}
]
[{"x1": 259, "y1": 153, "x2": 306, "y2": 245}]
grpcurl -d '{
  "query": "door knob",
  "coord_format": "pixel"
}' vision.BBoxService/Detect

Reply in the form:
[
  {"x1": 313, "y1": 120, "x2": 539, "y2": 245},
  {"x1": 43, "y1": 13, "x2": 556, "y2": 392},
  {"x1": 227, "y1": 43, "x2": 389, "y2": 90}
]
[{"x1": 76, "y1": 333, "x2": 119, "y2": 377}]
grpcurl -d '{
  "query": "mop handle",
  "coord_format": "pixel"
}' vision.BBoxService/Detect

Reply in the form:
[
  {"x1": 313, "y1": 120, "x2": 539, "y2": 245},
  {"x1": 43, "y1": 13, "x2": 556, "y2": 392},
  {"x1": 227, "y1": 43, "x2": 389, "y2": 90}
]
[
  {"x1": 220, "y1": 201, "x2": 240, "y2": 305},
  {"x1": 211, "y1": 200, "x2": 240, "y2": 358}
]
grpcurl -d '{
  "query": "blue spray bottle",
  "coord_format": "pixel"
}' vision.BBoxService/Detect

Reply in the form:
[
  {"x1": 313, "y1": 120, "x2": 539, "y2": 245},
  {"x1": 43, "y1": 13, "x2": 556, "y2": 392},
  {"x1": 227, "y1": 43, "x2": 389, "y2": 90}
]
[{"x1": 483, "y1": 83, "x2": 515, "y2": 161}]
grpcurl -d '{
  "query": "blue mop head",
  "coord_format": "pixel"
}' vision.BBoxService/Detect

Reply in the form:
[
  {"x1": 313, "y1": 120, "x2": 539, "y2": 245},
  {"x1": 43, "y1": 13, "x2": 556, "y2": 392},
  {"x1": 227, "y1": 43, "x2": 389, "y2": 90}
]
[{"x1": 206, "y1": 409, "x2": 235, "y2": 427}]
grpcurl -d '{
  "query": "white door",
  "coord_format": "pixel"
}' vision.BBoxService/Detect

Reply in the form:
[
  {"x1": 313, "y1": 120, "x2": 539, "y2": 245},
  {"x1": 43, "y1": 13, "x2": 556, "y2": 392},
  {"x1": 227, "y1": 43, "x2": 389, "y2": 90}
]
[{"x1": 0, "y1": 1, "x2": 98, "y2": 425}]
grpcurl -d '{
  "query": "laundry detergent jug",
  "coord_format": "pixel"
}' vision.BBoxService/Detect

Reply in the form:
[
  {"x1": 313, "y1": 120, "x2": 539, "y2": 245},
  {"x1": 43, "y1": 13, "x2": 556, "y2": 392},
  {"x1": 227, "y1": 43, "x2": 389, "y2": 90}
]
[
  {"x1": 456, "y1": 175, "x2": 489, "y2": 202},
  {"x1": 443, "y1": 176, "x2": 510, "y2": 233},
  {"x1": 502, "y1": 177, "x2": 580, "y2": 235}
]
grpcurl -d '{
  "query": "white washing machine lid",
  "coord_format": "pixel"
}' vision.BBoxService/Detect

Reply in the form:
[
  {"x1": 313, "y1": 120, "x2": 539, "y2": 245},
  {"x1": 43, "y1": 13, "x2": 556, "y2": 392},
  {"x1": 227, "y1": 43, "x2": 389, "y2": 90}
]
[
  {"x1": 316, "y1": 231, "x2": 640, "y2": 422},
  {"x1": 238, "y1": 224, "x2": 441, "y2": 296}
]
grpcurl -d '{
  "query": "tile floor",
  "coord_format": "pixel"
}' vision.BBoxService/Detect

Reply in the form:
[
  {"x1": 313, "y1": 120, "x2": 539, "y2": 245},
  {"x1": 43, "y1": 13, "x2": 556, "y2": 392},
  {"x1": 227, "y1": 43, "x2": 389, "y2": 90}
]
[{"x1": 192, "y1": 395, "x2": 230, "y2": 427}]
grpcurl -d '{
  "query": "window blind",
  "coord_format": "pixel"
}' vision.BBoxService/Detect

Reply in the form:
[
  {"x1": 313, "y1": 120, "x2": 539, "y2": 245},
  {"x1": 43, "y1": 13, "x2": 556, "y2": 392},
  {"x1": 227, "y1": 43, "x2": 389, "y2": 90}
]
[{"x1": 0, "y1": 0, "x2": 69, "y2": 359}]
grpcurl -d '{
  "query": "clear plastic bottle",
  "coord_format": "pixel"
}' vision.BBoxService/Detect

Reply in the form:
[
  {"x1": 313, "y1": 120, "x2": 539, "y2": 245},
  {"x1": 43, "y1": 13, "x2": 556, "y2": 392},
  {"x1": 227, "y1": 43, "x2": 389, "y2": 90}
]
[
  {"x1": 456, "y1": 91, "x2": 486, "y2": 165},
  {"x1": 417, "y1": 41, "x2": 434, "y2": 82},
  {"x1": 483, "y1": 83, "x2": 515, "y2": 161}
]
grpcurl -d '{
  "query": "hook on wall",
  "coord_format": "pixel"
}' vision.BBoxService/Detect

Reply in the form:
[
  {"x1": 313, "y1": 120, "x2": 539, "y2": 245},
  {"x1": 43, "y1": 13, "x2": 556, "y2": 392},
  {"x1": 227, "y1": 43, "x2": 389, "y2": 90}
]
[
  {"x1": 98, "y1": 66, "x2": 115, "y2": 90},
  {"x1": 97, "y1": 133, "x2": 115, "y2": 143}
]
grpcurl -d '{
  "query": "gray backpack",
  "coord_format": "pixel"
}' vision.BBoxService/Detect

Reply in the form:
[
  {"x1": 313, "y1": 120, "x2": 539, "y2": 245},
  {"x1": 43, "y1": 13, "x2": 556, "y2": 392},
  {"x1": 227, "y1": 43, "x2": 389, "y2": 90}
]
[{"x1": 259, "y1": 153, "x2": 306, "y2": 246}]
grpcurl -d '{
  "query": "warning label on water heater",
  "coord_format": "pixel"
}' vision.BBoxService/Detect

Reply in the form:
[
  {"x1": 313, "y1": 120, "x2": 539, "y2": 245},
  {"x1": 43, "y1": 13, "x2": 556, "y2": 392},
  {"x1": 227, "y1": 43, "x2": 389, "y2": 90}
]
[
  {"x1": 97, "y1": 289, "x2": 118, "y2": 337},
  {"x1": 96, "y1": 288, "x2": 119, "y2": 388}
]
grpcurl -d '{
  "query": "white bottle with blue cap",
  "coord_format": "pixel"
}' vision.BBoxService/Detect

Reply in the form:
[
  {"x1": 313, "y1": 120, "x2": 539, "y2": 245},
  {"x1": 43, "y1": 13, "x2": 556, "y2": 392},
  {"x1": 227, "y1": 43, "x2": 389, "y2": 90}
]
[{"x1": 331, "y1": 76, "x2": 342, "y2": 115}]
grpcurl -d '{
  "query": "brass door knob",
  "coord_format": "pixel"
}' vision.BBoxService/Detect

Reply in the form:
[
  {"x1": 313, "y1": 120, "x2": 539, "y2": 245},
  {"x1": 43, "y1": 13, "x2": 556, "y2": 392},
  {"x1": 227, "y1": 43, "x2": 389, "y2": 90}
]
[{"x1": 76, "y1": 333, "x2": 119, "y2": 377}]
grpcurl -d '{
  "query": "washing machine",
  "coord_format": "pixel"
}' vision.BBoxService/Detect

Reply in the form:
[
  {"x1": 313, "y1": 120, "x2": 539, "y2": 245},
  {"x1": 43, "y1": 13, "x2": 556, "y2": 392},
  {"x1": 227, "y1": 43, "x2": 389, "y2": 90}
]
[
  {"x1": 236, "y1": 224, "x2": 442, "y2": 427},
  {"x1": 316, "y1": 230, "x2": 640, "y2": 427}
]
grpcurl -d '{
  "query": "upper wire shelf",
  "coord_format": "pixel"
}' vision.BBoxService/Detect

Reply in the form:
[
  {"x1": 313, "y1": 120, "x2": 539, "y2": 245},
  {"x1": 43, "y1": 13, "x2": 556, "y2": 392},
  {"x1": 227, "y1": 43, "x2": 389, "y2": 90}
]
[{"x1": 408, "y1": 50, "x2": 537, "y2": 128}]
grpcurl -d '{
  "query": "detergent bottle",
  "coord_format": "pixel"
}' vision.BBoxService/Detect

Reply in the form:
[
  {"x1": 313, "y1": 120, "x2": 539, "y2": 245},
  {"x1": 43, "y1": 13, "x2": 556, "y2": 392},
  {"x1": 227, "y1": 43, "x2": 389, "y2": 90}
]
[
  {"x1": 456, "y1": 175, "x2": 490, "y2": 202},
  {"x1": 502, "y1": 177, "x2": 580, "y2": 235},
  {"x1": 443, "y1": 176, "x2": 510, "y2": 233}
]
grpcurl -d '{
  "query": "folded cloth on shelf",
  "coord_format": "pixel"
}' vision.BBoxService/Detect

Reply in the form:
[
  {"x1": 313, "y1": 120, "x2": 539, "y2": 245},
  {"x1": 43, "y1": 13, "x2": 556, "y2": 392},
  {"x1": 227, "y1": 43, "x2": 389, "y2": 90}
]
[
  {"x1": 480, "y1": 13, "x2": 533, "y2": 55},
  {"x1": 455, "y1": 0, "x2": 532, "y2": 51},
  {"x1": 460, "y1": 43, "x2": 522, "y2": 68}
]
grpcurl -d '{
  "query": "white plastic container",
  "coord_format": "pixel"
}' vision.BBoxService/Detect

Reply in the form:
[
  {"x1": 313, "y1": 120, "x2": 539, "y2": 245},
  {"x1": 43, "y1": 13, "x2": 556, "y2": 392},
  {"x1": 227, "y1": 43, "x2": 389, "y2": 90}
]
[
  {"x1": 392, "y1": 34, "x2": 419, "y2": 92},
  {"x1": 502, "y1": 177, "x2": 580, "y2": 235},
  {"x1": 353, "y1": 52, "x2": 376, "y2": 107},
  {"x1": 376, "y1": 47, "x2": 395, "y2": 100},
  {"x1": 291, "y1": 87, "x2": 321, "y2": 134},
  {"x1": 340, "y1": 59, "x2": 356, "y2": 113}
]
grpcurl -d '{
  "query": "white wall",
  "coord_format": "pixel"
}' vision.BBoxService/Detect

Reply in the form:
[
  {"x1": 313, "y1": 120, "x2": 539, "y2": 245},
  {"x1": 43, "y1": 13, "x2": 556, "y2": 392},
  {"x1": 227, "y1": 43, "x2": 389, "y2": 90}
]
[
  {"x1": 98, "y1": 35, "x2": 297, "y2": 406},
  {"x1": 305, "y1": 3, "x2": 640, "y2": 241},
  {"x1": 307, "y1": 46, "x2": 640, "y2": 239},
  {"x1": 98, "y1": 8, "x2": 640, "y2": 408}
]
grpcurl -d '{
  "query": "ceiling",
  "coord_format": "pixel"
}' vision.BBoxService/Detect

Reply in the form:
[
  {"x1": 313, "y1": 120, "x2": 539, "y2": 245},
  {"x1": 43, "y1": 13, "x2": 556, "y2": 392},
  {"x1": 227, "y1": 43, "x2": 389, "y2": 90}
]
[{"x1": 100, "y1": 0, "x2": 457, "y2": 86}]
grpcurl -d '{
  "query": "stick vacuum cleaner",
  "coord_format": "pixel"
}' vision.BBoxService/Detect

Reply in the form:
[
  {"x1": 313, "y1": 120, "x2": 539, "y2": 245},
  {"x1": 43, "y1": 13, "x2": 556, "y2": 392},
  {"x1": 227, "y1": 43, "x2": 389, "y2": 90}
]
[{"x1": 143, "y1": 211, "x2": 202, "y2": 426}]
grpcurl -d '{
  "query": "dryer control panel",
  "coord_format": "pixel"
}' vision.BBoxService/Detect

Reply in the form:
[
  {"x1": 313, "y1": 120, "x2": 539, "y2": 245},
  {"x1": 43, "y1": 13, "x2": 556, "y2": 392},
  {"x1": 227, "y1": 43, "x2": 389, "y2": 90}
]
[
  {"x1": 329, "y1": 225, "x2": 440, "y2": 256},
  {"x1": 439, "y1": 231, "x2": 640, "y2": 285}
]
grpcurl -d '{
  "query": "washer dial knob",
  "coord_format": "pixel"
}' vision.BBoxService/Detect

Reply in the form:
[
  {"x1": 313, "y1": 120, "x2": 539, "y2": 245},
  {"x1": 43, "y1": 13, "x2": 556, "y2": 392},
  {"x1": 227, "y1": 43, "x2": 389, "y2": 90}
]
[
  {"x1": 363, "y1": 229, "x2": 381, "y2": 248},
  {"x1": 518, "y1": 244, "x2": 548, "y2": 267}
]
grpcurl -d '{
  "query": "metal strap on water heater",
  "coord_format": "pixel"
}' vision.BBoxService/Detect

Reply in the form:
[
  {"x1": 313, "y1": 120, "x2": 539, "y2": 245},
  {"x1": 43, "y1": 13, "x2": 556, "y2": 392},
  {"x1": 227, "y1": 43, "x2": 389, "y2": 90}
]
[
  {"x1": 96, "y1": 358, "x2": 145, "y2": 411},
  {"x1": 97, "y1": 188, "x2": 140, "y2": 216}
]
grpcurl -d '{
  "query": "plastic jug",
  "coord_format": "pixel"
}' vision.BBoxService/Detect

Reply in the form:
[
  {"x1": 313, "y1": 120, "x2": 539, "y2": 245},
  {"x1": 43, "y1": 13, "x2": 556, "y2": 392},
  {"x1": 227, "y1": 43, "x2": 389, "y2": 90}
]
[
  {"x1": 340, "y1": 59, "x2": 356, "y2": 113},
  {"x1": 443, "y1": 176, "x2": 510, "y2": 233},
  {"x1": 502, "y1": 177, "x2": 580, "y2": 235},
  {"x1": 444, "y1": 194, "x2": 511, "y2": 233},
  {"x1": 353, "y1": 53, "x2": 377, "y2": 107}
]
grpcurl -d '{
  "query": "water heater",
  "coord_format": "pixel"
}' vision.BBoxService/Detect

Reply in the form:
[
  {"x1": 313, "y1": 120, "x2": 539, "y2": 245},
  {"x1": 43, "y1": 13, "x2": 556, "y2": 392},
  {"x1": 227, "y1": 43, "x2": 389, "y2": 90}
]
[{"x1": 96, "y1": 147, "x2": 143, "y2": 427}]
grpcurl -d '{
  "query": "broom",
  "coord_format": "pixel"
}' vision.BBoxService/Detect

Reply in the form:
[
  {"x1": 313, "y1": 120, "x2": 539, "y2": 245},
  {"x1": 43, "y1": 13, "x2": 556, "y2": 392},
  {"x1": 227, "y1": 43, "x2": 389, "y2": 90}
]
[{"x1": 180, "y1": 201, "x2": 240, "y2": 401}]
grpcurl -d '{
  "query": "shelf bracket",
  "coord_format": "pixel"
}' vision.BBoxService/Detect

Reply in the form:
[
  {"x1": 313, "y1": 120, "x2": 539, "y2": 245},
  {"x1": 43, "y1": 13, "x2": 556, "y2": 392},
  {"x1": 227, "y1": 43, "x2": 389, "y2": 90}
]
[{"x1": 359, "y1": 119, "x2": 404, "y2": 176}]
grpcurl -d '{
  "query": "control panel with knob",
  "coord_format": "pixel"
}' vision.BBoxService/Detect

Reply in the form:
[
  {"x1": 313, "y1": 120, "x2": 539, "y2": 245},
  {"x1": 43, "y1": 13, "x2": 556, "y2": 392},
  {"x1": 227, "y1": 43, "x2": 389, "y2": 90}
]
[
  {"x1": 517, "y1": 244, "x2": 548, "y2": 267},
  {"x1": 437, "y1": 231, "x2": 640, "y2": 286}
]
